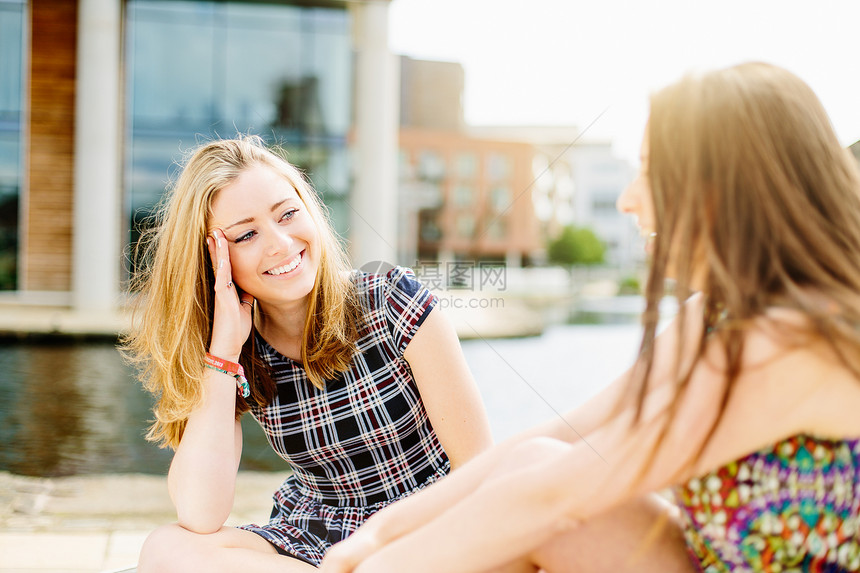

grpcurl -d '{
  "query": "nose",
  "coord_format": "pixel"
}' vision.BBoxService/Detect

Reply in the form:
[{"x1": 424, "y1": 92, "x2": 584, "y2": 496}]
[
  {"x1": 616, "y1": 180, "x2": 638, "y2": 214},
  {"x1": 264, "y1": 224, "x2": 293, "y2": 257}
]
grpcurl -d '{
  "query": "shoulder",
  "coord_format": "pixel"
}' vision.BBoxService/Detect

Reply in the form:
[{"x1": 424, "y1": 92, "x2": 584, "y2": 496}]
[
  {"x1": 351, "y1": 266, "x2": 437, "y2": 350},
  {"x1": 684, "y1": 308, "x2": 860, "y2": 474},
  {"x1": 352, "y1": 266, "x2": 431, "y2": 303},
  {"x1": 741, "y1": 311, "x2": 860, "y2": 436}
]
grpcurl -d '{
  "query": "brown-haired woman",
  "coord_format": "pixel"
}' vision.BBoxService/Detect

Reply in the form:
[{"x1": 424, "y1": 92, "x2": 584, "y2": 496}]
[
  {"x1": 320, "y1": 62, "x2": 860, "y2": 572},
  {"x1": 123, "y1": 135, "x2": 492, "y2": 571}
]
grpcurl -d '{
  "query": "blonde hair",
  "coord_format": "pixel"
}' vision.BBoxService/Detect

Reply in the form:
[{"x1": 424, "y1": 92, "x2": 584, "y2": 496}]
[
  {"x1": 631, "y1": 62, "x2": 860, "y2": 458},
  {"x1": 122, "y1": 136, "x2": 361, "y2": 448}
]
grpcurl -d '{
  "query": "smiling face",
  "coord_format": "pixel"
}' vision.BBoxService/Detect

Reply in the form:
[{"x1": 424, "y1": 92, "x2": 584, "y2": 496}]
[{"x1": 208, "y1": 163, "x2": 320, "y2": 311}]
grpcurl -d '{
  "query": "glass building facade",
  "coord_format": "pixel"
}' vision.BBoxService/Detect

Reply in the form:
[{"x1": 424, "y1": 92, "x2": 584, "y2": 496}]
[
  {"x1": 0, "y1": 0, "x2": 26, "y2": 291},
  {"x1": 125, "y1": 1, "x2": 353, "y2": 254}
]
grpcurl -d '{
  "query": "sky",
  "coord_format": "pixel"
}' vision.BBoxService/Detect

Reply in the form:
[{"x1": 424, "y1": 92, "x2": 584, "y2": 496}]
[{"x1": 389, "y1": 0, "x2": 860, "y2": 164}]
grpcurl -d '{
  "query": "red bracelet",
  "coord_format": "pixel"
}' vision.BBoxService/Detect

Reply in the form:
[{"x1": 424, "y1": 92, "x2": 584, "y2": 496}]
[{"x1": 204, "y1": 353, "x2": 250, "y2": 398}]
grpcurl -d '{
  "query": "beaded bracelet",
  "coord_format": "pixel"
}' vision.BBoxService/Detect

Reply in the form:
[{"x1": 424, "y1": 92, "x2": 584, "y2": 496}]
[{"x1": 204, "y1": 353, "x2": 251, "y2": 398}]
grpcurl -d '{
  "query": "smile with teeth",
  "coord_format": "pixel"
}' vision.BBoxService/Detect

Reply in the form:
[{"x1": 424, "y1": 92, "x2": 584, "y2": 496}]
[{"x1": 266, "y1": 252, "x2": 303, "y2": 276}]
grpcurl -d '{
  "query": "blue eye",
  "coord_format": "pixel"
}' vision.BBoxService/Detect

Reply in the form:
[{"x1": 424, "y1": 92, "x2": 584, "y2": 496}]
[
  {"x1": 281, "y1": 208, "x2": 299, "y2": 222},
  {"x1": 235, "y1": 231, "x2": 255, "y2": 243}
]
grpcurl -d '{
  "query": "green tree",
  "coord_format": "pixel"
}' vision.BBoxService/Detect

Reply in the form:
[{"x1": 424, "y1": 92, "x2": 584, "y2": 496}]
[{"x1": 547, "y1": 225, "x2": 606, "y2": 266}]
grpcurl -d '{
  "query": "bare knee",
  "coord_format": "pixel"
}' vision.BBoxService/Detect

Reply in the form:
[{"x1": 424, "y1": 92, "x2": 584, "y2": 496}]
[{"x1": 138, "y1": 524, "x2": 201, "y2": 573}]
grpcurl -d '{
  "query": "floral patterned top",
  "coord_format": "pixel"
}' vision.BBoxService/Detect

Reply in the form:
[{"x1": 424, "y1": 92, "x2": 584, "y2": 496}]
[{"x1": 673, "y1": 434, "x2": 860, "y2": 572}]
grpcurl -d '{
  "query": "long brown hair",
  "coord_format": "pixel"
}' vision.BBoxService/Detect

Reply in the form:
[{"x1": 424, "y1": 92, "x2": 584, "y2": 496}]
[
  {"x1": 122, "y1": 136, "x2": 362, "y2": 448},
  {"x1": 629, "y1": 62, "x2": 860, "y2": 467}
]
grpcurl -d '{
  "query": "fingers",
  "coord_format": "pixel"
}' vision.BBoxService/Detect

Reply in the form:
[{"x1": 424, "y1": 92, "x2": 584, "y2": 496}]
[
  {"x1": 207, "y1": 230, "x2": 255, "y2": 306},
  {"x1": 208, "y1": 229, "x2": 225, "y2": 272},
  {"x1": 239, "y1": 289, "x2": 255, "y2": 308},
  {"x1": 208, "y1": 229, "x2": 232, "y2": 290},
  {"x1": 320, "y1": 550, "x2": 353, "y2": 573},
  {"x1": 206, "y1": 230, "x2": 254, "y2": 357}
]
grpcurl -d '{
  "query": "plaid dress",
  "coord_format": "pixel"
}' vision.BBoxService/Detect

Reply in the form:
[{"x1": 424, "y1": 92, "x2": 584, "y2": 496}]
[{"x1": 239, "y1": 267, "x2": 450, "y2": 565}]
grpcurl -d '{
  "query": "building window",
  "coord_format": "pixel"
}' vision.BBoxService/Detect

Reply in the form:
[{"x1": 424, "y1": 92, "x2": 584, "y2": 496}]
[
  {"x1": 0, "y1": 0, "x2": 26, "y2": 290},
  {"x1": 489, "y1": 185, "x2": 510, "y2": 212},
  {"x1": 418, "y1": 209, "x2": 442, "y2": 242},
  {"x1": 486, "y1": 153, "x2": 511, "y2": 181},
  {"x1": 125, "y1": 1, "x2": 352, "y2": 262},
  {"x1": 453, "y1": 184, "x2": 474, "y2": 207},
  {"x1": 417, "y1": 149, "x2": 445, "y2": 182},
  {"x1": 592, "y1": 193, "x2": 621, "y2": 217},
  {"x1": 455, "y1": 152, "x2": 477, "y2": 180}
]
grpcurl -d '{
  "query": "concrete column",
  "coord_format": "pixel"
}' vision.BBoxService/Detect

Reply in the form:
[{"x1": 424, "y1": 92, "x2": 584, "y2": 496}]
[
  {"x1": 73, "y1": 0, "x2": 122, "y2": 311},
  {"x1": 350, "y1": 0, "x2": 398, "y2": 267}
]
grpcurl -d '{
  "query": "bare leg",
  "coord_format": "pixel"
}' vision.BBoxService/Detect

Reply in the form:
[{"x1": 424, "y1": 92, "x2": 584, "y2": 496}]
[
  {"x1": 138, "y1": 523, "x2": 319, "y2": 572},
  {"x1": 487, "y1": 495, "x2": 695, "y2": 573}
]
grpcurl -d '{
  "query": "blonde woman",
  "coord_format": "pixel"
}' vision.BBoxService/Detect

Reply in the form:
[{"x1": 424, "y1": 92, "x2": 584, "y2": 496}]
[
  {"x1": 124, "y1": 136, "x2": 492, "y2": 571},
  {"x1": 321, "y1": 62, "x2": 860, "y2": 572}
]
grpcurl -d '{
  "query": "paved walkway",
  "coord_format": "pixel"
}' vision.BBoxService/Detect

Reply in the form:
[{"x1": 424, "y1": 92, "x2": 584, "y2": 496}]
[
  {"x1": 0, "y1": 471, "x2": 286, "y2": 572},
  {"x1": 0, "y1": 303, "x2": 129, "y2": 340}
]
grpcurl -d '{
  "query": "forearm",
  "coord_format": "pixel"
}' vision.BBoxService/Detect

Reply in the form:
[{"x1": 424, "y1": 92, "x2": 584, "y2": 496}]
[
  {"x1": 353, "y1": 451, "x2": 493, "y2": 545},
  {"x1": 323, "y1": 432, "x2": 534, "y2": 572},
  {"x1": 354, "y1": 387, "x2": 690, "y2": 573},
  {"x1": 167, "y1": 370, "x2": 242, "y2": 532},
  {"x1": 357, "y1": 439, "x2": 584, "y2": 573},
  {"x1": 345, "y1": 433, "x2": 576, "y2": 562}
]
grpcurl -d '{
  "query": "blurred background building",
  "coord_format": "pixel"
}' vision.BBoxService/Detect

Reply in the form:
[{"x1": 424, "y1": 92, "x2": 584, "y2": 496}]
[
  {"x1": 1, "y1": 0, "x2": 638, "y2": 317},
  {"x1": 398, "y1": 57, "x2": 639, "y2": 271},
  {"x1": 398, "y1": 57, "x2": 539, "y2": 268},
  {"x1": 1, "y1": 0, "x2": 401, "y2": 314}
]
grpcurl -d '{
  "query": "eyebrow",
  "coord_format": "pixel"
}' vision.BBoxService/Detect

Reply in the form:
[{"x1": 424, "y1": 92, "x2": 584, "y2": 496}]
[{"x1": 223, "y1": 198, "x2": 292, "y2": 231}]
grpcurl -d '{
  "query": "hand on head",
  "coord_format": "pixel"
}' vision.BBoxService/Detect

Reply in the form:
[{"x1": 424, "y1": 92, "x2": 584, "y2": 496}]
[{"x1": 206, "y1": 228, "x2": 254, "y2": 361}]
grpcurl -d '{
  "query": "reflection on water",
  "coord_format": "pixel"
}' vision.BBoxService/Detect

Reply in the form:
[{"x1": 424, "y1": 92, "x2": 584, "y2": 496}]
[
  {"x1": 0, "y1": 341, "x2": 156, "y2": 476},
  {"x1": 0, "y1": 305, "x2": 654, "y2": 477},
  {"x1": 0, "y1": 340, "x2": 285, "y2": 477}
]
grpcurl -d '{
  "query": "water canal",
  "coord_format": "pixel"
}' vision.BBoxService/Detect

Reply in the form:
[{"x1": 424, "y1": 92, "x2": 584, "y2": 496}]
[{"x1": 0, "y1": 316, "x2": 648, "y2": 477}]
